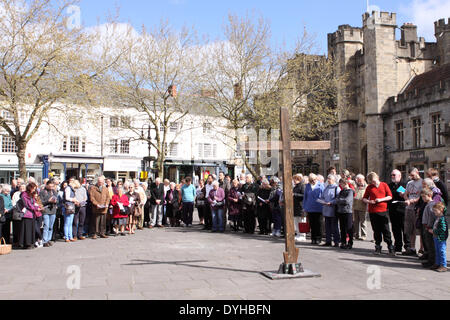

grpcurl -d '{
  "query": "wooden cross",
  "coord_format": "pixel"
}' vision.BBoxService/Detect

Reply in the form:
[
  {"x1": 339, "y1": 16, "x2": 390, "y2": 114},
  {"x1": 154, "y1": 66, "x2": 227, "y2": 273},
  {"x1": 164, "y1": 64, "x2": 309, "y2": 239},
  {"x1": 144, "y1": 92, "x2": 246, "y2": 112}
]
[{"x1": 280, "y1": 107, "x2": 300, "y2": 267}]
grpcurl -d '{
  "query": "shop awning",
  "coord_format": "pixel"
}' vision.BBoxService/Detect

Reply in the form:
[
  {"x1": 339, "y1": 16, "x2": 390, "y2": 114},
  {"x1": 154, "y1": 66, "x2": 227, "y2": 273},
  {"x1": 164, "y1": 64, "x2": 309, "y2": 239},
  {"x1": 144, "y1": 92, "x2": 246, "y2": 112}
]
[
  {"x1": 103, "y1": 157, "x2": 142, "y2": 172},
  {"x1": 49, "y1": 154, "x2": 104, "y2": 165},
  {"x1": 0, "y1": 164, "x2": 43, "y2": 172}
]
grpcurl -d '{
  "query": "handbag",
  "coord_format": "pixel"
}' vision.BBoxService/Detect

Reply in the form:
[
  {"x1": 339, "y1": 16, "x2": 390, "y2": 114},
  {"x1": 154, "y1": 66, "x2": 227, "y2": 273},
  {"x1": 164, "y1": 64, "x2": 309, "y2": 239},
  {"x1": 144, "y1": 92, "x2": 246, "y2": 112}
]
[
  {"x1": 0, "y1": 237, "x2": 12, "y2": 256},
  {"x1": 195, "y1": 199, "x2": 205, "y2": 208},
  {"x1": 0, "y1": 213, "x2": 5, "y2": 223},
  {"x1": 299, "y1": 217, "x2": 310, "y2": 233},
  {"x1": 215, "y1": 201, "x2": 225, "y2": 208},
  {"x1": 65, "y1": 202, "x2": 76, "y2": 214}
]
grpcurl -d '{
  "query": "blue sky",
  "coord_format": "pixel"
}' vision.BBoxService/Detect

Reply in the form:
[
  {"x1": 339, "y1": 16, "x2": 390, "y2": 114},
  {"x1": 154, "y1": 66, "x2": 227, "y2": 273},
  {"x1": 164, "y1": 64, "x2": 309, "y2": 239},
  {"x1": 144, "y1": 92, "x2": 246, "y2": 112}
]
[{"x1": 78, "y1": 0, "x2": 450, "y2": 53}]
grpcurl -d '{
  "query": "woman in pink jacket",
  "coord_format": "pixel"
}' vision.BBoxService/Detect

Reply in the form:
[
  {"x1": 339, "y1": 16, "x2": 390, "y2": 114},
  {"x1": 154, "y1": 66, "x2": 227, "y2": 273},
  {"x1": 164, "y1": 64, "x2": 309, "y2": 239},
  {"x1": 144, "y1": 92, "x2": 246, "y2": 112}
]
[
  {"x1": 19, "y1": 183, "x2": 42, "y2": 250},
  {"x1": 208, "y1": 181, "x2": 225, "y2": 233}
]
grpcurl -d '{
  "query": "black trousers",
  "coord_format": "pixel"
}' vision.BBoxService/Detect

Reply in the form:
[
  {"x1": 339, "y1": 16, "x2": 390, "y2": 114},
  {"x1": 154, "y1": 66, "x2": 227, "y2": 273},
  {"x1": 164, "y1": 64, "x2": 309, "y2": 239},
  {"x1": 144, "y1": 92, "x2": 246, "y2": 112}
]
[
  {"x1": 182, "y1": 202, "x2": 194, "y2": 225},
  {"x1": 257, "y1": 205, "x2": 271, "y2": 234},
  {"x1": 197, "y1": 206, "x2": 205, "y2": 221},
  {"x1": 337, "y1": 212, "x2": 353, "y2": 246},
  {"x1": 369, "y1": 213, "x2": 393, "y2": 248},
  {"x1": 73, "y1": 206, "x2": 86, "y2": 238},
  {"x1": 389, "y1": 209, "x2": 409, "y2": 251},
  {"x1": 242, "y1": 206, "x2": 256, "y2": 234},
  {"x1": 1, "y1": 218, "x2": 11, "y2": 244},
  {"x1": 144, "y1": 205, "x2": 151, "y2": 225},
  {"x1": 307, "y1": 212, "x2": 323, "y2": 242},
  {"x1": 422, "y1": 228, "x2": 436, "y2": 265},
  {"x1": 35, "y1": 216, "x2": 43, "y2": 241},
  {"x1": 204, "y1": 205, "x2": 212, "y2": 229}
]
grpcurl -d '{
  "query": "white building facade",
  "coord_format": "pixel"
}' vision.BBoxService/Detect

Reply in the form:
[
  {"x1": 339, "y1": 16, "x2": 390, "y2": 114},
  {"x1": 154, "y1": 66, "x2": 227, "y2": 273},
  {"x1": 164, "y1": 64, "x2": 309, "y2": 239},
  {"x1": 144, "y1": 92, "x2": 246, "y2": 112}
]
[{"x1": 0, "y1": 104, "x2": 238, "y2": 184}]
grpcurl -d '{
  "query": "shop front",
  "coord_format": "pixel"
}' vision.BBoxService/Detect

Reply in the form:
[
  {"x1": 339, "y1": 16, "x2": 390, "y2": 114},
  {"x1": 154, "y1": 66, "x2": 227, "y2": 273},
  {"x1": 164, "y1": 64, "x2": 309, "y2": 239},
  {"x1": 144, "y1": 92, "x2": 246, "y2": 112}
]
[
  {"x1": 103, "y1": 157, "x2": 142, "y2": 182},
  {"x1": 0, "y1": 164, "x2": 43, "y2": 184},
  {"x1": 47, "y1": 155, "x2": 103, "y2": 182},
  {"x1": 164, "y1": 160, "x2": 234, "y2": 185}
]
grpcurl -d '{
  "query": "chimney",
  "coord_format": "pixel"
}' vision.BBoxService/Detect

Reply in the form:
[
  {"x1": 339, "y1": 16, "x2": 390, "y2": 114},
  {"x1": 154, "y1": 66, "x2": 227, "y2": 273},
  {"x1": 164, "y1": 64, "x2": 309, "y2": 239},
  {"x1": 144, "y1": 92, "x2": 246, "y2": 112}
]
[
  {"x1": 401, "y1": 23, "x2": 418, "y2": 44},
  {"x1": 168, "y1": 85, "x2": 177, "y2": 98}
]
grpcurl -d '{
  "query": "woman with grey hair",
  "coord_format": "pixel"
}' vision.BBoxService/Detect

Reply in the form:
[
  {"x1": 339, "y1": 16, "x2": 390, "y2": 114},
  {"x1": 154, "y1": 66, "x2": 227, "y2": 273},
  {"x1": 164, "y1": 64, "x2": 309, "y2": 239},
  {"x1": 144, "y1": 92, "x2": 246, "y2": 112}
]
[
  {"x1": 319, "y1": 174, "x2": 341, "y2": 247},
  {"x1": 208, "y1": 181, "x2": 225, "y2": 233},
  {"x1": 303, "y1": 173, "x2": 325, "y2": 245},
  {"x1": 269, "y1": 177, "x2": 283, "y2": 237},
  {"x1": 111, "y1": 187, "x2": 129, "y2": 236},
  {"x1": 165, "y1": 182, "x2": 180, "y2": 227}
]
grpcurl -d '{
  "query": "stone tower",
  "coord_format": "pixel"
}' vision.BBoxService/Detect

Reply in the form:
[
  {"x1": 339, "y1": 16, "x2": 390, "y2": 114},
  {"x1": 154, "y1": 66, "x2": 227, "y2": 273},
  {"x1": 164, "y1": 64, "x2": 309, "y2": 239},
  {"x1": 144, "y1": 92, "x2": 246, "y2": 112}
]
[
  {"x1": 362, "y1": 12, "x2": 398, "y2": 177},
  {"x1": 328, "y1": 26, "x2": 364, "y2": 173},
  {"x1": 435, "y1": 18, "x2": 450, "y2": 65}
]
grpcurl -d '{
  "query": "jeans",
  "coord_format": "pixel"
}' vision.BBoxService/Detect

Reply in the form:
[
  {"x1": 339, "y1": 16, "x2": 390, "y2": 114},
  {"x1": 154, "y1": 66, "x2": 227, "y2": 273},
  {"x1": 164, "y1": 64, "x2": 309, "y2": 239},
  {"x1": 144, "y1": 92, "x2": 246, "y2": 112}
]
[
  {"x1": 64, "y1": 213, "x2": 75, "y2": 240},
  {"x1": 151, "y1": 204, "x2": 163, "y2": 226},
  {"x1": 211, "y1": 207, "x2": 224, "y2": 232},
  {"x1": 325, "y1": 216, "x2": 340, "y2": 244},
  {"x1": 42, "y1": 215, "x2": 56, "y2": 244},
  {"x1": 434, "y1": 238, "x2": 447, "y2": 268}
]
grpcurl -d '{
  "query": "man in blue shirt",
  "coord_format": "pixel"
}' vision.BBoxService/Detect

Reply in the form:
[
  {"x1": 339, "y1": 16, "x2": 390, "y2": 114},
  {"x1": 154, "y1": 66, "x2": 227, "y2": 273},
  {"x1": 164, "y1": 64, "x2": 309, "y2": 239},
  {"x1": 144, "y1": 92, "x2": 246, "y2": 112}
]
[{"x1": 181, "y1": 177, "x2": 196, "y2": 227}]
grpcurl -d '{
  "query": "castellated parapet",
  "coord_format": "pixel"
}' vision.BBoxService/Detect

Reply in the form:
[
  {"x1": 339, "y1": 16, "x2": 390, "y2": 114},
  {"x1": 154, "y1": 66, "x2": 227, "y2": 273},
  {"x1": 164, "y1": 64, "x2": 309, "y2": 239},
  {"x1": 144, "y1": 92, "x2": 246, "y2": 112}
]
[
  {"x1": 363, "y1": 11, "x2": 397, "y2": 28},
  {"x1": 386, "y1": 78, "x2": 450, "y2": 113},
  {"x1": 435, "y1": 18, "x2": 450, "y2": 35},
  {"x1": 328, "y1": 25, "x2": 364, "y2": 46}
]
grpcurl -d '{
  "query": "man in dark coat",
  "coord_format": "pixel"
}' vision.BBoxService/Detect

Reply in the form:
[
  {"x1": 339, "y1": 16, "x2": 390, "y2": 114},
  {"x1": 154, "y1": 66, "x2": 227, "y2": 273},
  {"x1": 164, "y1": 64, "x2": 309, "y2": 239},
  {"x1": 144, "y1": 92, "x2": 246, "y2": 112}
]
[
  {"x1": 240, "y1": 174, "x2": 259, "y2": 234},
  {"x1": 150, "y1": 178, "x2": 165, "y2": 228},
  {"x1": 388, "y1": 170, "x2": 408, "y2": 253}
]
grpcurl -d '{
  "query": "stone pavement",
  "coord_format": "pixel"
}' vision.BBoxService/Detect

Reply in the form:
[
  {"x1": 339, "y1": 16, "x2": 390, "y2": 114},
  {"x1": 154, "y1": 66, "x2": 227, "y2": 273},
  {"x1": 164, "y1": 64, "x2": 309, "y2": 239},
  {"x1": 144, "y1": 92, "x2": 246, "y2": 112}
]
[{"x1": 0, "y1": 215, "x2": 449, "y2": 300}]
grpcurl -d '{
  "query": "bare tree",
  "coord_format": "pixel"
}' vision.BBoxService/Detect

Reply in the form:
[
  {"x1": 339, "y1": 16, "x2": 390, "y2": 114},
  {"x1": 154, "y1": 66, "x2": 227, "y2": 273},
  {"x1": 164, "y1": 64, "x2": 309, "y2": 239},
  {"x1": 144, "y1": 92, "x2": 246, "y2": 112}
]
[
  {"x1": 104, "y1": 20, "x2": 202, "y2": 179},
  {"x1": 199, "y1": 13, "x2": 283, "y2": 178},
  {"x1": 0, "y1": 0, "x2": 121, "y2": 179},
  {"x1": 201, "y1": 14, "x2": 348, "y2": 178}
]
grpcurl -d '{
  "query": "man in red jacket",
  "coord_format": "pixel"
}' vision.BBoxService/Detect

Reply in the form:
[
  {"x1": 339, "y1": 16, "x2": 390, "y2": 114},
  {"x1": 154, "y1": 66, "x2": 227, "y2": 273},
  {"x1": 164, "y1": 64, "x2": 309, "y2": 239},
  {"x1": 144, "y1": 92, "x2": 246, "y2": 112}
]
[{"x1": 363, "y1": 172, "x2": 395, "y2": 256}]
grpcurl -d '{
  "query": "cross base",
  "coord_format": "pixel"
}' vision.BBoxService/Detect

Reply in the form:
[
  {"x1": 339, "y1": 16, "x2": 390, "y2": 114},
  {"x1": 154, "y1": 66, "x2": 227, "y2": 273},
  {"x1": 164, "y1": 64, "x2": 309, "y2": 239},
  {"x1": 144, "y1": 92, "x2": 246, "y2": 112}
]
[{"x1": 261, "y1": 263, "x2": 322, "y2": 280}]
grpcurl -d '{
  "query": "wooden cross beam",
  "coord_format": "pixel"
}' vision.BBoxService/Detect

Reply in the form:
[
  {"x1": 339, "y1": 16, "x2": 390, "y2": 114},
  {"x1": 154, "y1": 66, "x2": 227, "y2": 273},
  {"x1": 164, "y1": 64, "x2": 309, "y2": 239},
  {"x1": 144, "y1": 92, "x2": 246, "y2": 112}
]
[{"x1": 280, "y1": 107, "x2": 300, "y2": 266}]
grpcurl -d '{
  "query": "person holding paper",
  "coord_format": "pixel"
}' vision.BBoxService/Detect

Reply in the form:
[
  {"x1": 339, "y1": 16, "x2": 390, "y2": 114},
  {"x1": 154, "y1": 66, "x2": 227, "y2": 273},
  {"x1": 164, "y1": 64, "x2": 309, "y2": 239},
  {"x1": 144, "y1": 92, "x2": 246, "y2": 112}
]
[
  {"x1": 89, "y1": 176, "x2": 111, "y2": 239},
  {"x1": 303, "y1": 174, "x2": 324, "y2": 245},
  {"x1": 111, "y1": 187, "x2": 129, "y2": 236},
  {"x1": 403, "y1": 168, "x2": 423, "y2": 256},
  {"x1": 363, "y1": 172, "x2": 394, "y2": 256},
  {"x1": 388, "y1": 170, "x2": 408, "y2": 253},
  {"x1": 319, "y1": 175, "x2": 341, "y2": 247},
  {"x1": 256, "y1": 179, "x2": 272, "y2": 235}
]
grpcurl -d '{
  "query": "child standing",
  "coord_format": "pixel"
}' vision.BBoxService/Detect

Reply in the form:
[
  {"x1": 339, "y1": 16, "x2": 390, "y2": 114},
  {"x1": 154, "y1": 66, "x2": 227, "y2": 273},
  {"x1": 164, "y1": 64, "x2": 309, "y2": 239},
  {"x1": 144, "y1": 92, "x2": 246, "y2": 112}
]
[{"x1": 432, "y1": 202, "x2": 448, "y2": 272}]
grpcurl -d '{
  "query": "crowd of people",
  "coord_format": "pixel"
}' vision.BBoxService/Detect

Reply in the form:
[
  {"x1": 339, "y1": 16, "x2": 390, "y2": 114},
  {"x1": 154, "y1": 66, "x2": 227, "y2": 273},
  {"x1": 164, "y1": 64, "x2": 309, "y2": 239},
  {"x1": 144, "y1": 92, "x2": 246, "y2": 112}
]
[{"x1": 0, "y1": 167, "x2": 447, "y2": 272}]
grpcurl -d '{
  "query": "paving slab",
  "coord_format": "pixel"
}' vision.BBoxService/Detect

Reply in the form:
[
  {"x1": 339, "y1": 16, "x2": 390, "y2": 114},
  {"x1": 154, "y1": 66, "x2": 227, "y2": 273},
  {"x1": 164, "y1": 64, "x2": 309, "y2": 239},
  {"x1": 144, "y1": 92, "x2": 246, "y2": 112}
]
[{"x1": 1, "y1": 213, "x2": 449, "y2": 300}]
